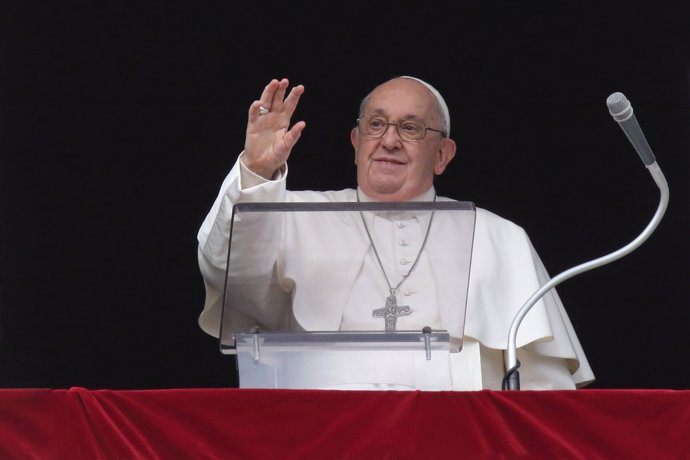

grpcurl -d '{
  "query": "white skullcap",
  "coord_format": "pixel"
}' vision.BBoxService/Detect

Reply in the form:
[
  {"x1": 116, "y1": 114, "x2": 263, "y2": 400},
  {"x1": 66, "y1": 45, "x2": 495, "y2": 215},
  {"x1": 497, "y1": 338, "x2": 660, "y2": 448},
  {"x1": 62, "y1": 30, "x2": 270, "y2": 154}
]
[{"x1": 400, "y1": 76, "x2": 451, "y2": 136}]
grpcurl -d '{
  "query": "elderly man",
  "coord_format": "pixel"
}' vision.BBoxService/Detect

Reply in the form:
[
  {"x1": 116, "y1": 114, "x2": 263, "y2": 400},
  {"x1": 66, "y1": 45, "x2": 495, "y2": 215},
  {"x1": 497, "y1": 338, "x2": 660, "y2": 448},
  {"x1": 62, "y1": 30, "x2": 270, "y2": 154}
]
[{"x1": 197, "y1": 76, "x2": 594, "y2": 390}]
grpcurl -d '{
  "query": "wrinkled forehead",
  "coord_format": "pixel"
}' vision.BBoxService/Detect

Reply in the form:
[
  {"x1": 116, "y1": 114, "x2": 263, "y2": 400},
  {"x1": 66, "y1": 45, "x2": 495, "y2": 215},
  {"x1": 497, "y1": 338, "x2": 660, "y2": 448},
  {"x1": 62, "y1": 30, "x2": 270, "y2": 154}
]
[{"x1": 361, "y1": 77, "x2": 450, "y2": 134}]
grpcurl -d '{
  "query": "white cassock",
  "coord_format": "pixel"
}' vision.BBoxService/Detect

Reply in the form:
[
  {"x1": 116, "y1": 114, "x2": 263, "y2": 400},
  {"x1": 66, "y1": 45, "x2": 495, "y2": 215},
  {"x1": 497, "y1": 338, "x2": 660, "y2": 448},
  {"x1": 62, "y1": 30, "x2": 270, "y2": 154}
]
[{"x1": 197, "y1": 153, "x2": 595, "y2": 390}]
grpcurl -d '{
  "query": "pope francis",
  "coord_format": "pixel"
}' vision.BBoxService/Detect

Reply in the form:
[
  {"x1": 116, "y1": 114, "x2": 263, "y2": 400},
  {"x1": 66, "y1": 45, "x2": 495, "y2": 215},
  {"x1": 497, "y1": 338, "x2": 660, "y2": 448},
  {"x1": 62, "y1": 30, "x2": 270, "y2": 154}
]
[{"x1": 196, "y1": 76, "x2": 595, "y2": 390}]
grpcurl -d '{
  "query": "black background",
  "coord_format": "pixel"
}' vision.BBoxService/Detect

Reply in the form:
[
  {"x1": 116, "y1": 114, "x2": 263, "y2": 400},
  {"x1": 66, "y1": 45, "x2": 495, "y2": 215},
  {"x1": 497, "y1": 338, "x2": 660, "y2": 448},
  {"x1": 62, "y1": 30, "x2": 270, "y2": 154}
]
[{"x1": 1, "y1": 2, "x2": 689, "y2": 390}]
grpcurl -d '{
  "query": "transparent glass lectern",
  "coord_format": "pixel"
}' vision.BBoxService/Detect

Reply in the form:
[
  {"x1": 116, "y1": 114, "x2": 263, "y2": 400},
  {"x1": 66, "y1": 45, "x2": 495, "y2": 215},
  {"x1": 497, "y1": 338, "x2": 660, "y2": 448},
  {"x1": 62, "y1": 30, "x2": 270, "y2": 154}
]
[{"x1": 220, "y1": 201, "x2": 476, "y2": 390}]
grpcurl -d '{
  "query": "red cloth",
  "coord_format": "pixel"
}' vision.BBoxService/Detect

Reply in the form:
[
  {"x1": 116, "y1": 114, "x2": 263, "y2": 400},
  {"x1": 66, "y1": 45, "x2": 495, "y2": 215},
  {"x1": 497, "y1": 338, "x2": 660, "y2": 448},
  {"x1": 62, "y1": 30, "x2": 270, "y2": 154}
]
[{"x1": 1, "y1": 387, "x2": 689, "y2": 459}]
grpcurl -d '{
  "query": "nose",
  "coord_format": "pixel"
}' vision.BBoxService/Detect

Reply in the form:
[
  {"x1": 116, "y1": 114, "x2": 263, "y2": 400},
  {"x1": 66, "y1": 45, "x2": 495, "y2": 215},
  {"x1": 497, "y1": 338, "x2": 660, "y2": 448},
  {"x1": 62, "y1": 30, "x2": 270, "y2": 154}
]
[{"x1": 380, "y1": 122, "x2": 403, "y2": 147}]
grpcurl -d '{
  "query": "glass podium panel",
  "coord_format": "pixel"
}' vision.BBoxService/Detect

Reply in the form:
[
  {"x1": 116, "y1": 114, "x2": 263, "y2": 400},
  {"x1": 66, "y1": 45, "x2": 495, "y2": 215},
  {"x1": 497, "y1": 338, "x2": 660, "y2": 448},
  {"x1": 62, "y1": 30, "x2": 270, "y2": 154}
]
[
  {"x1": 220, "y1": 200, "x2": 476, "y2": 390},
  {"x1": 234, "y1": 330, "x2": 451, "y2": 390}
]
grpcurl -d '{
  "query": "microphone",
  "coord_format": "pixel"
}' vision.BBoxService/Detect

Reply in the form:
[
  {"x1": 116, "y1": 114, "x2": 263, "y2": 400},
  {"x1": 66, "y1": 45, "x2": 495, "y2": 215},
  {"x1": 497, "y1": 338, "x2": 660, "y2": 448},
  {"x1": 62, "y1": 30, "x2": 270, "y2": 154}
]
[
  {"x1": 502, "y1": 92, "x2": 669, "y2": 390},
  {"x1": 606, "y1": 92, "x2": 656, "y2": 165}
]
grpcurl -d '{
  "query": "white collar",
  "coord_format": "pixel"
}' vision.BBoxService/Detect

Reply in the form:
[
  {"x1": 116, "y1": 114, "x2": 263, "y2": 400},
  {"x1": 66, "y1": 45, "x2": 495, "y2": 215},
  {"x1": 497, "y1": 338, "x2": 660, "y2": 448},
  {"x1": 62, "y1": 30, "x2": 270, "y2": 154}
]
[
  {"x1": 356, "y1": 187, "x2": 436, "y2": 226},
  {"x1": 356, "y1": 187, "x2": 436, "y2": 203}
]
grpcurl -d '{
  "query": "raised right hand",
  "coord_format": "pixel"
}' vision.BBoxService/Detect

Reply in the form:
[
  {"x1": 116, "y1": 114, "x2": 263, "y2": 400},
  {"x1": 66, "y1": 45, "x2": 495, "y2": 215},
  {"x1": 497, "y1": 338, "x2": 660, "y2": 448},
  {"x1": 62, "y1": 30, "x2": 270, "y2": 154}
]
[{"x1": 242, "y1": 78, "x2": 306, "y2": 179}]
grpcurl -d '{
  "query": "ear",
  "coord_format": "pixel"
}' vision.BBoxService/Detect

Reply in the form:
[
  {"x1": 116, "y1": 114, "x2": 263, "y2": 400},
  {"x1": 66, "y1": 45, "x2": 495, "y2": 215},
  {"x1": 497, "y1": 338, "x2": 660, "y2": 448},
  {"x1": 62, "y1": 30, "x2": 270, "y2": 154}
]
[
  {"x1": 434, "y1": 138, "x2": 457, "y2": 175},
  {"x1": 350, "y1": 127, "x2": 359, "y2": 164}
]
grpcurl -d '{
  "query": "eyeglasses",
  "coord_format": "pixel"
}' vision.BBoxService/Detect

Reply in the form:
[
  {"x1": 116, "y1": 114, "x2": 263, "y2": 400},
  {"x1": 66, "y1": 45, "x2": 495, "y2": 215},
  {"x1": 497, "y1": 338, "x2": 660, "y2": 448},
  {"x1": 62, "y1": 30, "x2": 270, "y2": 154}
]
[{"x1": 357, "y1": 115, "x2": 446, "y2": 142}]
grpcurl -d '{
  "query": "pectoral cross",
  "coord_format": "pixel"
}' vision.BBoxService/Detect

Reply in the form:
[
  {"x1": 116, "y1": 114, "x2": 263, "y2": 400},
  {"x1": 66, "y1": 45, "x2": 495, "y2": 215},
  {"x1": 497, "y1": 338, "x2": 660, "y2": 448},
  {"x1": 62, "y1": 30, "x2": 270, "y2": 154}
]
[{"x1": 372, "y1": 293, "x2": 412, "y2": 331}]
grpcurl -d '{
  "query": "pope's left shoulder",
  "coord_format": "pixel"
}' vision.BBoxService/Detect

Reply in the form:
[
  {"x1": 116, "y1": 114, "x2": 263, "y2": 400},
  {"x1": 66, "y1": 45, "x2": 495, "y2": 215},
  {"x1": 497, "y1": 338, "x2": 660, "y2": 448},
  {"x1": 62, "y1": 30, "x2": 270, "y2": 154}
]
[{"x1": 437, "y1": 196, "x2": 526, "y2": 233}]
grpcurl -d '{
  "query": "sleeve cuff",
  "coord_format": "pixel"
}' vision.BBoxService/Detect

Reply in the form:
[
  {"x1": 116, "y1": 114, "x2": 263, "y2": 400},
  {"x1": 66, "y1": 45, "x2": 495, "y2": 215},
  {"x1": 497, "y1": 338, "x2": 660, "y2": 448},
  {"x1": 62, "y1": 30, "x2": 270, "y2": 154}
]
[{"x1": 238, "y1": 152, "x2": 286, "y2": 188}]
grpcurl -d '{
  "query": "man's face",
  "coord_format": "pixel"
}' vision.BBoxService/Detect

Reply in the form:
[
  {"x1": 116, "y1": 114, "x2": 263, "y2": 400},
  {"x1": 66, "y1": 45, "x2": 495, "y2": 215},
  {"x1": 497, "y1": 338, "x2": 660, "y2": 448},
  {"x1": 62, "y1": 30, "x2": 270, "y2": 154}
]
[{"x1": 350, "y1": 78, "x2": 456, "y2": 202}]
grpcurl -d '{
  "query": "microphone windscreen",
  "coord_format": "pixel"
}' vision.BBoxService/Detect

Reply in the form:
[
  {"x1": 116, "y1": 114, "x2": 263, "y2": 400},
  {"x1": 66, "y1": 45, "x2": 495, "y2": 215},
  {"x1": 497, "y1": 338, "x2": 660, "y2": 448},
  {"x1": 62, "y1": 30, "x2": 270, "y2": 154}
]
[{"x1": 607, "y1": 92, "x2": 633, "y2": 122}]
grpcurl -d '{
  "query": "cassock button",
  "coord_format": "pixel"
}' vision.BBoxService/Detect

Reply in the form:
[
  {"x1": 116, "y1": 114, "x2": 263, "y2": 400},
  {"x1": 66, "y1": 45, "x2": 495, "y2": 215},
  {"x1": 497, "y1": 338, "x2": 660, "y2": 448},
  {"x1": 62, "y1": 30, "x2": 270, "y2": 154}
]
[
  {"x1": 397, "y1": 222, "x2": 405, "y2": 228},
  {"x1": 398, "y1": 240, "x2": 408, "y2": 246},
  {"x1": 400, "y1": 258, "x2": 411, "y2": 265},
  {"x1": 403, "y1": 289, "x2": 415, "y2": 296}
]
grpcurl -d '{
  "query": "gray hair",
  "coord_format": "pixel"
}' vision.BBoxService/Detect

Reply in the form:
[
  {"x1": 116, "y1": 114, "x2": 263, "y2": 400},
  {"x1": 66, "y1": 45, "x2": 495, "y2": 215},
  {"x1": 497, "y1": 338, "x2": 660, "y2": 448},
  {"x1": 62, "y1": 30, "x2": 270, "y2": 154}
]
[{"x1": 358, "y1": 76, "x2": 451, "y2": 137}]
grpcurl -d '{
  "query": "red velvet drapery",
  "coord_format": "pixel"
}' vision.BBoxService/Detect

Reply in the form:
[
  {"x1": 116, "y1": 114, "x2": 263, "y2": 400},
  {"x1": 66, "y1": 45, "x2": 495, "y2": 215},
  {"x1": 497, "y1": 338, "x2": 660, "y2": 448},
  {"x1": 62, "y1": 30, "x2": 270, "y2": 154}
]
[{"x1": 1, "y1": 387, "x2": 689, "y2": 459}]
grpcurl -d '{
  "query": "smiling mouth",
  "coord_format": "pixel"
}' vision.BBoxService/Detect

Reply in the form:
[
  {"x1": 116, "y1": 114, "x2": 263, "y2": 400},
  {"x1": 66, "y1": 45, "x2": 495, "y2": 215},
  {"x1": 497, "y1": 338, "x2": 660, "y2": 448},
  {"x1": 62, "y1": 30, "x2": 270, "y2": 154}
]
[{"x1": 374, "y1": 158, "x2": 405, "y2": 165}]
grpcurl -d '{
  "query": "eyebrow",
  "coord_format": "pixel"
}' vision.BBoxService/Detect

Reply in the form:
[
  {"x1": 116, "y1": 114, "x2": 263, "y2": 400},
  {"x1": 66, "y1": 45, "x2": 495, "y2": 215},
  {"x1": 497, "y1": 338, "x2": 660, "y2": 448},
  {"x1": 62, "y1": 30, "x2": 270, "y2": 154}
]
[{"x1": 367, "y1": 109, "x2": 425, "y2": 121}]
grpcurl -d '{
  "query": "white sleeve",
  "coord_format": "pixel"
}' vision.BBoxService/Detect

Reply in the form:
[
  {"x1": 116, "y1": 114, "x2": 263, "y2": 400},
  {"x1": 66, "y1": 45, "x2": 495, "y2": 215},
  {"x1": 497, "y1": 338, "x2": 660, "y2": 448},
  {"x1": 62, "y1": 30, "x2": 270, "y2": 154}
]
[{"x1": 196, "y1": 152, "x2": 289, "y2": 336}]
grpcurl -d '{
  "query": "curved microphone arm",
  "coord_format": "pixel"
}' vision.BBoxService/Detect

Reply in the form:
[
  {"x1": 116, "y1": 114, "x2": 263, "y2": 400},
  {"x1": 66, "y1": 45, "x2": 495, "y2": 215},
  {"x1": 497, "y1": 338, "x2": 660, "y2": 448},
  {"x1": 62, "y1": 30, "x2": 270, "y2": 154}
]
[{"x1": 503, "y1": 161, "x2": 669, "y2": 390}]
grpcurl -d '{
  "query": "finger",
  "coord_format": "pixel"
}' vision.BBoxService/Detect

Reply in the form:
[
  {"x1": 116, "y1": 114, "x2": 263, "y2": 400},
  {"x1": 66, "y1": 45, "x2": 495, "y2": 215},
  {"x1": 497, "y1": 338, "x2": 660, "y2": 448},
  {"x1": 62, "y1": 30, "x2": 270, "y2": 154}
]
[
  {"x1": 248, "y1": 100, "x2": 268, "y2": 121},
  {"x1": 249, "y1": 79, "x2": 282, "y2": 120},
  {"x1": 257, "y1": 79, "x2": 280, "y2": 110},
  {"x1": 282, "y1": 84, "x2": 305, "y2": 116},
  {"x1": 282, "y1": 121, "x2": 307, "y2": 151},
  {"x1": 269, "y1": 78, "x2": 290, "y2": 112}
]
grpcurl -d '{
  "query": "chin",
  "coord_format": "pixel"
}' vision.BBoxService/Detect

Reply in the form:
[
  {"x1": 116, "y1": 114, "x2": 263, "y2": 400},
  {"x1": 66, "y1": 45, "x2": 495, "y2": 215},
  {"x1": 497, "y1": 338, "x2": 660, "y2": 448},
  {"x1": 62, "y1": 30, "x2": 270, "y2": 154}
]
[{"x1": 367, "y1": 181, "x2": 403, "y2": 197}]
